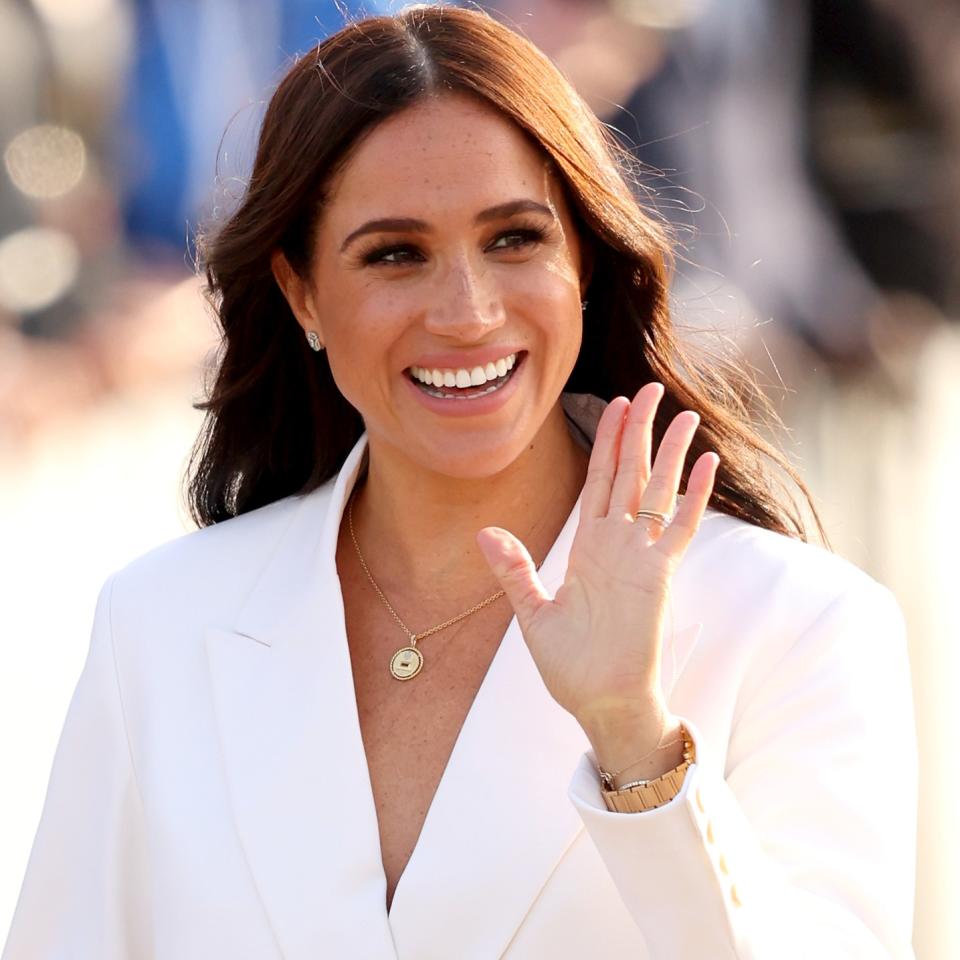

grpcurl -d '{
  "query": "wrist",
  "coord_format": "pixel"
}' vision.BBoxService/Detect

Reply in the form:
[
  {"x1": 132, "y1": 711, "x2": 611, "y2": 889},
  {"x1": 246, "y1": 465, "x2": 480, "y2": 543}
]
[
  {"x1": 580, "y1": 707, "x2": 685, "y2": 787},
  {"x1": 576, "y1": 692, "x2": 668, "y2": 741}
]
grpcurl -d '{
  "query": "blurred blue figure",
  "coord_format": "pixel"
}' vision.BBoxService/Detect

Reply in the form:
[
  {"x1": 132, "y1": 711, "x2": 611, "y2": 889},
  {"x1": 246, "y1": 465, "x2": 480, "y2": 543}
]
[{"x1": 119, "y1": 0, "x2": 401, "y2": 257}]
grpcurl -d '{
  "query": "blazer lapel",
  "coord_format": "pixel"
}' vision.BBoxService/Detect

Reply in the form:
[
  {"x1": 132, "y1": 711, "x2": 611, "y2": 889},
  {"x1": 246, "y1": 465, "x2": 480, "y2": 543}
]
[{"x1": 204, "y1": 438, "x2": 399, "y2": 960}]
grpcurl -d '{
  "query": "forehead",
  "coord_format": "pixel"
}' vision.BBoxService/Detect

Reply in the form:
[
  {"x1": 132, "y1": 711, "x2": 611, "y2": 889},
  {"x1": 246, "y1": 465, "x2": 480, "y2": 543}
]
[{"x1": 323, "y1": 93, "x2": 561, "y2": 218}]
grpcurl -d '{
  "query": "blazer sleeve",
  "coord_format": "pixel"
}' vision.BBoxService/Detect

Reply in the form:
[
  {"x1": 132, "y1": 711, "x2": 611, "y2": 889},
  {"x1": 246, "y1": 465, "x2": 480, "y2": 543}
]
[
  {"x1": 566, "y1": 581, "x2": 917, "y2": 960},
  {"x1": 2, "y1": 574, "x2": 154, "y2": 960}
]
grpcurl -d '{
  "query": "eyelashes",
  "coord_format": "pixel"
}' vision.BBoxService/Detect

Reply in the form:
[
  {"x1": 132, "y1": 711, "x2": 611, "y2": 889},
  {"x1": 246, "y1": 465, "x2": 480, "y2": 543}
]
[
  {"x1": 486, "y1": 226, "x2": 548, "y2": 253},
  {"x1": 358, "y1": 223, "x2": 550, "y2": 266}
]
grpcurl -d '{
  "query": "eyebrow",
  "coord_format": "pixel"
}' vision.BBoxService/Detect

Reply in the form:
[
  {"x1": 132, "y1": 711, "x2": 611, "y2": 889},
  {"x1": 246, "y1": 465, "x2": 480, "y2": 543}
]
[{"x1": 339, "y1": 199, "x2": 555, "y2": 253}]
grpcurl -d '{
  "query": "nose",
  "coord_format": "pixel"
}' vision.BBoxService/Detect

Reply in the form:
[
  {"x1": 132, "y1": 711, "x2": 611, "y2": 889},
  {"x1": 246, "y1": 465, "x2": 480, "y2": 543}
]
[{"x1": 423, "y1": 256, "x2": 505, "y2": 342}]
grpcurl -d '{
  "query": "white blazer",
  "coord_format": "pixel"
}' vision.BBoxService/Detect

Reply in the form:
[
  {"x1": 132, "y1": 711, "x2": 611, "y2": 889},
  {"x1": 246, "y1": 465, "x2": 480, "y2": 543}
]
[{"x1": 3, "y1": 404, "x2": 917, "y2": 960}]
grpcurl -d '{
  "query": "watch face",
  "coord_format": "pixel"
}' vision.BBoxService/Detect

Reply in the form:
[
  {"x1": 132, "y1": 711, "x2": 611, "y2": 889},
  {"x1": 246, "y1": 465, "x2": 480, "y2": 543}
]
[{"x1": 390, "y1": 645, "x2": 423, "y2": 680}]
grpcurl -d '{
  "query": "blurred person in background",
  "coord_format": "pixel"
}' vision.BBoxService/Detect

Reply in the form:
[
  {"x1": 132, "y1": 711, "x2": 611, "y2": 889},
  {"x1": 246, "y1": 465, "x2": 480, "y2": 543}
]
[
  {"x1": 2, "y1": 7, "x2": 918, "y2": 958},
  {"x1": 487, "y1": 0, "x2": 956, "y2": 372}
]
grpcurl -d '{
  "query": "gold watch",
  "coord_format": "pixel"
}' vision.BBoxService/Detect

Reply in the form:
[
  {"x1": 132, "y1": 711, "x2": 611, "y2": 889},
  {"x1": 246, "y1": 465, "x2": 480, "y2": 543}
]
[{"x1": 599, "y1": 727, "x2": 696, "y2": 813}]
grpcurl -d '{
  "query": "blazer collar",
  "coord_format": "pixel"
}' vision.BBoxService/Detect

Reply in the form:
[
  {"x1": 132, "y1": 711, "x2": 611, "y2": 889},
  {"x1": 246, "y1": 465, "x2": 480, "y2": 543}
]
[{"x1": 205, "y1": 411, "x2": 702, "y2": 959}]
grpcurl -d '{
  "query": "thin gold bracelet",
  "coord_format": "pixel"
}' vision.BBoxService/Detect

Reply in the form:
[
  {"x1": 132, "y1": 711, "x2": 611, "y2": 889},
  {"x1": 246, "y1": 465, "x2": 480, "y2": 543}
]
[{"x1": 597, "y1": 730, "x2": 685, "y2": 791}]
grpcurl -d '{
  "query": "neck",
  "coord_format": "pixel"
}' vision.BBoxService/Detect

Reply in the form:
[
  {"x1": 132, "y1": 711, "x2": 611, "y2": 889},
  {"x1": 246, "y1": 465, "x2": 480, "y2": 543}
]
[{"x1": 347, "y1": 403, "x2": 589, "y2": 599}]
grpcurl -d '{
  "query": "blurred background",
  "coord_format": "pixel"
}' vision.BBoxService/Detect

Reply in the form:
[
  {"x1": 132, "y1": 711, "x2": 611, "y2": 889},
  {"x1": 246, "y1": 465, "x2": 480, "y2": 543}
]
[{"x1": 0, "y1": 0, "x2": 956, "y2": 954}]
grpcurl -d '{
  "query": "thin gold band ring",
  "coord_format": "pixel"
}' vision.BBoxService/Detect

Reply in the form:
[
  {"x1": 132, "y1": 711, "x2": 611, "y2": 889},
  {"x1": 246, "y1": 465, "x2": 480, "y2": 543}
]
[{"x1": 634, "y1": 509, "x2": 670, "y2": 526}]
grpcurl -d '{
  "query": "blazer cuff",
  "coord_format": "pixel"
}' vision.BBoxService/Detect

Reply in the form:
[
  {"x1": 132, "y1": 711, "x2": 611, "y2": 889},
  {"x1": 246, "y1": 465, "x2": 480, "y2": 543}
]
[{"x1": 566, "y1": 719, "x2": 785, "y2": 959}]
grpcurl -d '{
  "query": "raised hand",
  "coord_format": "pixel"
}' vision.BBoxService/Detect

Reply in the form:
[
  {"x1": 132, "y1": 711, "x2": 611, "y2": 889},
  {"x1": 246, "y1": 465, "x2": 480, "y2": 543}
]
[{"x1": 476, "y1": 384, "x2": 719, "y2": 767}]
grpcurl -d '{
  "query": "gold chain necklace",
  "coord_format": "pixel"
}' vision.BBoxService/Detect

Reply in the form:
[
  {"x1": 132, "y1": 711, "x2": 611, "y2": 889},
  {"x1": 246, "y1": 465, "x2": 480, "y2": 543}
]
[{"x1": 347, "y1": 494, "x2": 507, "y2": 680}]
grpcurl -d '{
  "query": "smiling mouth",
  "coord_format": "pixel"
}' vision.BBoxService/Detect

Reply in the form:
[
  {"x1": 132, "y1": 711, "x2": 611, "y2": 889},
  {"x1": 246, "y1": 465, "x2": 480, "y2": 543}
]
[{"x1": 406, "y1": 351, "x2": 526, "y2": 400}]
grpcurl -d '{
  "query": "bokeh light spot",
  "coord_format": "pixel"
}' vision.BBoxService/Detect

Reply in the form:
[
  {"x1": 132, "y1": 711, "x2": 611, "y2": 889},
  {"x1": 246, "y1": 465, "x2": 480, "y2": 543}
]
[
  {"x1": 0, "y1": 227, "x2": 80, "y2": 314},
  {"x1": 613, "y1": 0, "x2": 706, "y2": 29},
  {"x1": 4, "y1": 125, "x2": 87, "y2": 200},
  {"x1": 29, "y1": 0, "x2": 116, "y2": 30}
]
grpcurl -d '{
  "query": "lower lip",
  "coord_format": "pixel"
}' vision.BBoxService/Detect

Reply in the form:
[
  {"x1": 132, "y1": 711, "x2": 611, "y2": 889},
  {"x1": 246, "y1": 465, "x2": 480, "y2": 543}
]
[{"x1": 402, "y1": 355, "x2": 526, "y2": 417}]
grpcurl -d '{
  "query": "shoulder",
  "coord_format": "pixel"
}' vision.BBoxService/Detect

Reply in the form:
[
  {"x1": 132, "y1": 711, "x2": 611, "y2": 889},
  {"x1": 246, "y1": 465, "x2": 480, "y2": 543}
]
[
  {"x1": 104, "y1": 480, "x2": 335, "y2": 628},
  {"x1": 674, "y1": 511, "x2": 909, "y2": 719},
  {"x1": 681, "y1": 515, "x2": 914, "y2": 771},
  {"x1": 684, "y1": 508, "x2": 893, "y2": 612},
  {"x1": 677, "y1": 510, "x2": 904, "y2": 668}
]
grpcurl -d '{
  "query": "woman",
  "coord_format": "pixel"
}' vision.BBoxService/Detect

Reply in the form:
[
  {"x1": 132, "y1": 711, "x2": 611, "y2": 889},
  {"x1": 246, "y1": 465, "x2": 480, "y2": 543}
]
[{"x1": 3, "y1": 6, "x2": 916, "y2": 959}]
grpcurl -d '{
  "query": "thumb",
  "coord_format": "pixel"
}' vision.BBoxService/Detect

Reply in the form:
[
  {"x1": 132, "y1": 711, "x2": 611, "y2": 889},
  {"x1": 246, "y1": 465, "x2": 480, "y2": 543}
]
[{"x1": 476, "y1": 526, "x2": 550, "y2": 631}]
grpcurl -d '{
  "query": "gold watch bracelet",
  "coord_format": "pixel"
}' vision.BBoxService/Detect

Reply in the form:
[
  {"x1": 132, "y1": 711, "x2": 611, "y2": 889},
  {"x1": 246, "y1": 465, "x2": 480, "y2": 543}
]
[{"x1": 598, "y1": 725, "x2": 696, "y2": 813}]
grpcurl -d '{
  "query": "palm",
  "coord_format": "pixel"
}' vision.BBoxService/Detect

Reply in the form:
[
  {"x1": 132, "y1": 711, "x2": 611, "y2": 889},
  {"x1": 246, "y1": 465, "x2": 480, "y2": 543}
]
[
  {"x1": 477, "y1": 384, "x2": 718, "y2": 728},
  {"x1": 525, "y1": 521, "x2": 673, "y2": 717}
]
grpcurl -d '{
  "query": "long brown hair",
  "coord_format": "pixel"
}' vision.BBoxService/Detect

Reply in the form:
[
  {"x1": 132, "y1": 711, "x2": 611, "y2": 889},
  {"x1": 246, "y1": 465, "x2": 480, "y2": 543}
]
[{"x1": 189, "y1": 4, "x2": 823, "y2": 542}]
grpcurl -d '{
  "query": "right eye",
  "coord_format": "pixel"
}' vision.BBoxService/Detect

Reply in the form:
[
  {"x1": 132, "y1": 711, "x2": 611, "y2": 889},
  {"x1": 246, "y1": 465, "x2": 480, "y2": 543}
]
[{"x1": 362, "y1": 244, "x2": 424, "y2": 265}]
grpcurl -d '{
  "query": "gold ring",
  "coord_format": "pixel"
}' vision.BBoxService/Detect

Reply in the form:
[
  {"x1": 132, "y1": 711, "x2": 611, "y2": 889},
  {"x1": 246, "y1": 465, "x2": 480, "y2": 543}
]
[{"x1": 634, "y1": 509, "x2": 670, "y2": 526}]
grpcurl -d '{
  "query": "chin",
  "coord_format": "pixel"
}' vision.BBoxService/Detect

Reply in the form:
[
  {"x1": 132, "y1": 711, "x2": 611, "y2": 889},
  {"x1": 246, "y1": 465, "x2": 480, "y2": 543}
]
[{"x1": 405, "y1": 432, "x2": 533, "y2": 482}]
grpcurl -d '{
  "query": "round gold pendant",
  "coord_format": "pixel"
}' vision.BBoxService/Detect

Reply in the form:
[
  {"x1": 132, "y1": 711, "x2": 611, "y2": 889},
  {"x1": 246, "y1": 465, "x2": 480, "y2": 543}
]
[{"x1": 389, "y1": 645, "x2": 423, "y2": 680}]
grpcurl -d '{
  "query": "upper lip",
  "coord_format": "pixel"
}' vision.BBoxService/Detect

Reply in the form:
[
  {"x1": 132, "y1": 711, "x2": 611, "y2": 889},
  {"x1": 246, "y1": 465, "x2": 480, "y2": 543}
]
[{"x1": 407, "y1": 347, "x2": 525, "y2": 371}]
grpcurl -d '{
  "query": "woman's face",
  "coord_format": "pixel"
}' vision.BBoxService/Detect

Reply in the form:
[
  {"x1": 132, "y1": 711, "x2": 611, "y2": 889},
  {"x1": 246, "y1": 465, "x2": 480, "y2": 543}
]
[{"x1": 275, "y1": 92, "x2": 590, "y2": 480}]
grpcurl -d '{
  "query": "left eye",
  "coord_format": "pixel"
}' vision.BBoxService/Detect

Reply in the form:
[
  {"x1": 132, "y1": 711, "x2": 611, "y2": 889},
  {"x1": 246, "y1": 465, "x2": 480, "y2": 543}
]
[{"x1": 488, "y1": 229, "x2": 543, "y2": 250}]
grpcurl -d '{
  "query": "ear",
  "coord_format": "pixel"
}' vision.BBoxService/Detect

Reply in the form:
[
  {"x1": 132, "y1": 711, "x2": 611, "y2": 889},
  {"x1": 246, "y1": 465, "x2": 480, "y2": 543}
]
[{"x1": 271, "y1": 249, "x2": 324, "y2": 341}]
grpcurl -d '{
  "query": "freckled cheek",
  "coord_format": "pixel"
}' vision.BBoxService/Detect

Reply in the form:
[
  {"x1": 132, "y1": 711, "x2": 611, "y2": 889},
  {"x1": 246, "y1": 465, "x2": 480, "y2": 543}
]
[
  {"x1": 544, "y1": 241, "x2": 581, "y2": 276},
  {"x1": 324, "y1": 340, "x2": 398, "y2": 419},
  {"x1": 513, "y1": 269, "x2": 583, "y2": 329},
  {"x1": 325, "y1": 298, "x2": 414, "y2": 396},
  {"x1": 498, "y1": 258, "x2": 577, "y2": 307},
  {"x1": 510, "y1": 247, "x2": 579, "y2": 292},
  {"x1": 521, "y1": 275, "x2": 583, "y2": 371}
]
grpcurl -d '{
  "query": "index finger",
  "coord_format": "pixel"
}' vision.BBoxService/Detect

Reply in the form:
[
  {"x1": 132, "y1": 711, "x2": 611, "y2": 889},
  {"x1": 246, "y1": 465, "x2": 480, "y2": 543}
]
[{"x1": 580, "y1": 396, "x2": 630, "y2": 519}]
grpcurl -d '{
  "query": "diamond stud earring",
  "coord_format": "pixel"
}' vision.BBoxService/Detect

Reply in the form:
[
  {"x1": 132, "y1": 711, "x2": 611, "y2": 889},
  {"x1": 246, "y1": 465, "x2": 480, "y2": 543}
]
[{"x1": 306, "y1": 331, "x2": 324, "y2": 352}]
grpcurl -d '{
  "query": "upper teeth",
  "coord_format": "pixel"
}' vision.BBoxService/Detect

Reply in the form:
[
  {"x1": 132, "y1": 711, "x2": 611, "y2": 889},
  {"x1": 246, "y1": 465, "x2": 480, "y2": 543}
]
[{"x1": 409, "y1": 353, "x2": 517, "y2": 387}]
